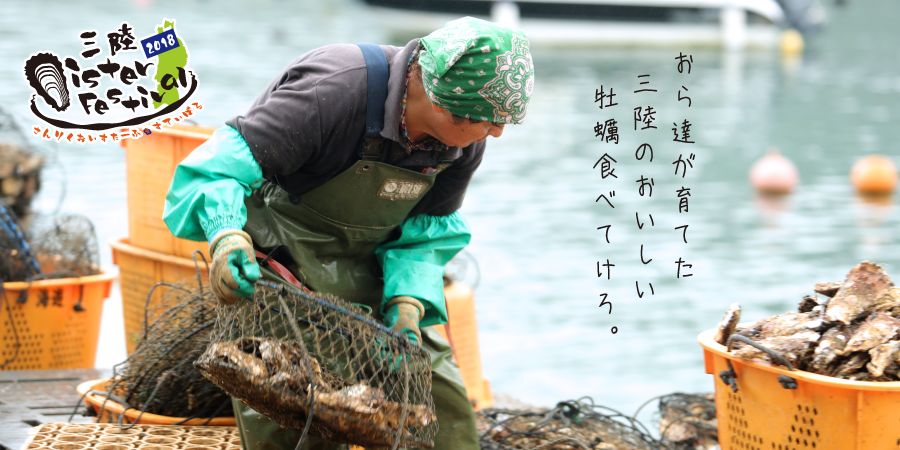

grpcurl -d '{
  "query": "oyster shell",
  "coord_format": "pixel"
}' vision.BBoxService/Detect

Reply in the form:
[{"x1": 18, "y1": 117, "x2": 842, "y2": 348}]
[
  {"x1": 832, "y1": 352, "x2": 869, "y2": 379},
  {"x1": 842, "y1": 312, "x2": 900, "y2": 354},
  {"x1": 758, "y1": 312, "x2": 819, "y2": 339},
  {"x1": 825, "y1": 261, "x2": 894, "y2": 325},
  {"x1": 732, "y1": 330, "x2": 820, "y2": 366},
  {"x1": 316, "y1": 383, "x2": 436, "y2": 429},
  {"x1": 883, "y1": 362, "x2": 900, "y2": 378},
  {"x1": 813, "y1": 282, "x2": 843, "y2": 298},
  {"x1": 866, "y1": 340, "x2": 900, "y2": 377},
  {"x1": 714, "y1": 303, "x2": 741, "y2": 346},
  {"x1": 798, "y1": 295, "x2": 819, "y2": 313},
  {"x1": 807, "y1": 325, "x2": 855, "y2": 375}
]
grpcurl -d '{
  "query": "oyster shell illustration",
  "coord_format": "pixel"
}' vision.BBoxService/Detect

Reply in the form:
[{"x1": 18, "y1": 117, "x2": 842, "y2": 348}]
[{"x1": 24, "y1": 52, "x2": 71, "y2": 112}]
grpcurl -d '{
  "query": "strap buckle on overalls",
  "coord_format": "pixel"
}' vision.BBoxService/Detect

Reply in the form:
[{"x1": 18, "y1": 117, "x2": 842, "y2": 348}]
[
  {"x1": 360, "y1": 137, "x2": 388, "y2": 161},
  {"x1": 356, "y1": 43, "x2": 389, "y2": 162}
]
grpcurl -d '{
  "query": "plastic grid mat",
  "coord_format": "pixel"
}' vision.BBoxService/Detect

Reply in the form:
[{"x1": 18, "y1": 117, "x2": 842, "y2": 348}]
[{"x1": 20, "y1": 423, "x2": 241, "y2": 450}]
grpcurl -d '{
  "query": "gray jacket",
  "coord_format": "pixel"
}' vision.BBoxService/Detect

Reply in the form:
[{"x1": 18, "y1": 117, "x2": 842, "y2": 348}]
[{"x1": 226, "y1": 39, "x2": 486, "y2": 217}]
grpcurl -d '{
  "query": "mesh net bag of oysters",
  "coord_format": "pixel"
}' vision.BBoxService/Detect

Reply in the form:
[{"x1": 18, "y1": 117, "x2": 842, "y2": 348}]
[
  {"x1": 713, "y1": 260, "x2": 900, "y2": 381},
  {"x1": 194, "y1": 280, "x2": 437, "y2": 449},
  {"x1": 22, "y1": 423, "x2": 241, "y2": 450}
]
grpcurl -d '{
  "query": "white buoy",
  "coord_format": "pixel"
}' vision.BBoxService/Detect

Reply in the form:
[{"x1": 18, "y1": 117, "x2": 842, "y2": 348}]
[{"x1": 749, "y1": 148, "x2": 799, "y2": 194}]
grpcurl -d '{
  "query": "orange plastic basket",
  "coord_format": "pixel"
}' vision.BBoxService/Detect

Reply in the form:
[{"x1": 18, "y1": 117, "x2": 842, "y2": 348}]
[
  {"x1": 122, "y1": 125, "x2": 215, "y2": 261},
  {"x1": 0, "y1": 271, "x2": 116, "y2": 370},
  {"x1": 434, "y1": 281, "x2": 494, "y2": 410},
  {"x1": 76, "y1": 378, "x2": 237, "y2": 426},
  {"x1": 698, "y1": 328, "x2": 900, "y2": 450},
  {"x1": 108, "y1": 237, "x2": 208, "y2": 355}
]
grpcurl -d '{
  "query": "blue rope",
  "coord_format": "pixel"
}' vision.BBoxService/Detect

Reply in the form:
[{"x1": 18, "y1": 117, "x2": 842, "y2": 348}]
[{"x1": 0, "y1": 203, "x2": 40, "y2": 275}]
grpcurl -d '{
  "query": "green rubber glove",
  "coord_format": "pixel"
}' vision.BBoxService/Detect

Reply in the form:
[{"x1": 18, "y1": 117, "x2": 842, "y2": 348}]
[
  {"x1": 383, "y1": 296, "x2": 426, "y2": 345},
  {"x1": 209, "y1": 230, "x2": 260, "y2": 305}
]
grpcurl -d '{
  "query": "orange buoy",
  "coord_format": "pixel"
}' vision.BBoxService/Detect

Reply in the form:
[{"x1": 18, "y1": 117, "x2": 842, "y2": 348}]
[
  {"x1": 851, "y1": 155, "x2": 897, "y2": 195},
  {"x1": 749, "y1": 148, "x2": 799, "y2": 194}
]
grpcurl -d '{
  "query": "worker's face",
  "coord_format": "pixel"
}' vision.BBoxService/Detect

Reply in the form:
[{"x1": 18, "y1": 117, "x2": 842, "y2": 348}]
[{"x1": 430, "y1": 104, "x2": 505, "y2": 148}]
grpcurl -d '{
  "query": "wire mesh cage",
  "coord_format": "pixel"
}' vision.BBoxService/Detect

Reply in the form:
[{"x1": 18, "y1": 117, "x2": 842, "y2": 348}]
[
  {"x1": 86, "y1": 264, "x2": 234, "y2": 424},
  {"x1": 194, "y1": 280, "x2": 438, "y2": 449},
  {"x1": 28, "y1": 213, "x2": 101, "y2": 277},
  {"x1": 476, "y1": 397, "x2": 674, "y2": 450}
]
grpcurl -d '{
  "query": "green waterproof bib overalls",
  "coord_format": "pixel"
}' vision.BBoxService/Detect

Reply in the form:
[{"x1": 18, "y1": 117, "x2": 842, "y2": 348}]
[{"x1": 231, "y1": 44, "x2": 479, "y2": 450}]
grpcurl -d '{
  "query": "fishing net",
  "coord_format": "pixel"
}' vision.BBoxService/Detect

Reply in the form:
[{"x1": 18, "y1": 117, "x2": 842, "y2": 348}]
[
  {"x1": 0, "y1": 200, "x2": 40, "y2": 283},
  {"x1": 476, "y1": 397, "x2": 673, "y2": 450},
  {"x1": 93, "y1": 266, "x2": 234, "y2": 423},
  {"x1": 195, "y1": 280, "x2": 437, "y2": 449},
  {"x1": 28, "y1": 213, "x2": 101, "y2": 277},
  {"x1": 656, "y1": 394, "x2": 717, "y2": 450}
]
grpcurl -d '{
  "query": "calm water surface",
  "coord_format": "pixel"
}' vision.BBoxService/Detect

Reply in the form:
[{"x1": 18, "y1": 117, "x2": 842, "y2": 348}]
[{"x1": 2, "y1": 0, "x2": 899, "y2": 428}]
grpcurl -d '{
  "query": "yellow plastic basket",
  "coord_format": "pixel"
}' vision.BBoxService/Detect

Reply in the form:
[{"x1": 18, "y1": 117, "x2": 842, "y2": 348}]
[
  {"x1": 0, "y1": 271, "x2": 115, "y2": 370},
  {"x1": 121, "y1": 125, "x2": 215, "y2": 261},
  {"x1": 698, "y1": 328, "x2": 900, "y2": 450}
]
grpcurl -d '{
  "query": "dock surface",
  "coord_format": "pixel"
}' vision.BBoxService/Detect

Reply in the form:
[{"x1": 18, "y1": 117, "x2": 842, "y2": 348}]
[{"x1": 0, "y1": 368, "x2": 110, "y2": 450}]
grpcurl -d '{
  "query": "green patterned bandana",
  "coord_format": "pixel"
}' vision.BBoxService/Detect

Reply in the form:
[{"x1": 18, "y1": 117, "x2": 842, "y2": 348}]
[{"x1": 418, "y1": 17, "x2": 535, "y2": 124}]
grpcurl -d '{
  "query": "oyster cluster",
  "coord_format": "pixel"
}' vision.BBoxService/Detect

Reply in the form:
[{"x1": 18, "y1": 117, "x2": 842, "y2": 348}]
[
  {"x1": 195, "y1": 337, "x2": 435, "y2": 447},
  {"x1": 715, "y1": 261, "x2": 900, "y2": 381},
  {"x1": 0, "y1": 142, "x2": 43, "y2": 217}
]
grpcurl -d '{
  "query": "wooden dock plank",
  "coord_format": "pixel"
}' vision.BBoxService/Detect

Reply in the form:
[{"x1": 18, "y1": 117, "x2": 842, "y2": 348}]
[{"x1": 0, "y1": 368, "x2": 110, "y2": 450}]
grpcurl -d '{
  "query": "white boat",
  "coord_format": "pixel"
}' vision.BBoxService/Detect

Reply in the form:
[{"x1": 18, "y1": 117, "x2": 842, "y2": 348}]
[{"x1": 361, "y1": 0, "x2": 824, "y2": 49}]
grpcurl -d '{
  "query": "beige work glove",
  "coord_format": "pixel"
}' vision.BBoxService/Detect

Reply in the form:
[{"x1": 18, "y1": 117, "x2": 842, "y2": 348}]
[
  {"x1": 208, "y1": 230, "x2": 260, "y2": 305},
  {"x1": 383, "y1": 296, "x2": 426, "y2": 345}
]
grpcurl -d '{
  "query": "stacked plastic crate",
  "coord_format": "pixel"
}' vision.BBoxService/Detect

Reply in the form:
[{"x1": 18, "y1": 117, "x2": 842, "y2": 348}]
[{"x1": 113, "y1": 126, "x2": 215, "y2": 354}]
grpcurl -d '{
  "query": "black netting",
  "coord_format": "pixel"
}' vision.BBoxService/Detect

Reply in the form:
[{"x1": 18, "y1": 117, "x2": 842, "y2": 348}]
[{"x1": 95, "y1": 270, "x2": 234, "y2": 424}]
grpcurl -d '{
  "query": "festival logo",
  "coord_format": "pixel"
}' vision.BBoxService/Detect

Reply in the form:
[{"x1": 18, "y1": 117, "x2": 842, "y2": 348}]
[{"x1": 22, "y1": 18, "x2": 202, "y2": 144}]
